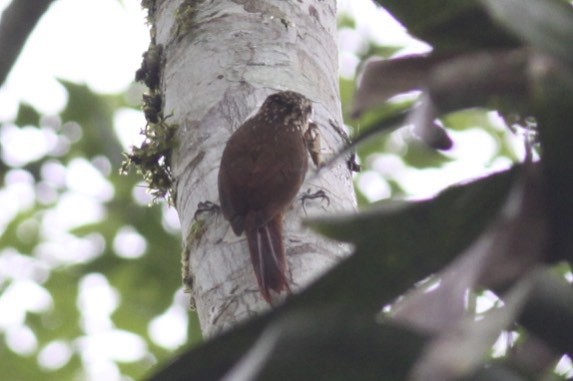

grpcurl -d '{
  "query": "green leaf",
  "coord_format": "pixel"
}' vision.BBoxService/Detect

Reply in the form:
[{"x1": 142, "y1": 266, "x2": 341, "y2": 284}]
[
  {"x1": 27, "y1": 270, "x2": 82, "y2": 344},
  {"x1": 337, "y1": 13, "x2": 356, "y2": 29},
  {"x1": 339, "y1": 77, "x2": 356, "y2": 120},
  {"x1": 0, "y1": 208, "x2": 42, "y2": 254},
  {"x1": 401, "y1": 140, "x2": 453, "y2": 169},
  {"x1": 441, "y1": 109, "x2": 494, "y2": 132},
  {"x1": 58, "y1": 80, "x2": 125, "y2": 165},
  {"x1": 15, "y1": 103, "x2": 41, "y2": 126},
  {"x1": 361, "y1": 43, "x2": 402, "y2": 61}
]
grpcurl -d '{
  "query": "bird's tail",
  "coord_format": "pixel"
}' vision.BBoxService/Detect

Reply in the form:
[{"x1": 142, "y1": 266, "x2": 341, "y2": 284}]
[{"x1": 245, "y1": 215, "x2": 291, "y2": 303}]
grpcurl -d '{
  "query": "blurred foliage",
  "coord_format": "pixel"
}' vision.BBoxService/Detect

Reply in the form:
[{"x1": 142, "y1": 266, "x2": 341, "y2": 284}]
[{"x1": 0, "y1": 80, "x2": 191, "y2": 380}]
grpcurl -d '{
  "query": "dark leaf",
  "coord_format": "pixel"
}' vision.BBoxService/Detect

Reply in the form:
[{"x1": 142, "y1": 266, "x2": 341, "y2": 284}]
[
  {"x1": 482, "y1": 0, "x2": 573, "y2": 64},
  {"x1": 373, "y1": 0, "x2": 519, "y2": 50},
  {"x1": 518, "y1": 270, "x2": 573, "y2": 355},
  {"x1": 466, "y1": 364, "x2": 528, "y2": 381},
  {"x1": 354, "y1": 50, "x2": 529, "y2": 149},
  {"x1": 404, "y1": 49, "x2": 529, "y2": 136},
  {"x1": 532, "y1": 55, "x2": 573, "y2": 262},
  {"x1": 391, "y1": 164, "x2": 546, "y2": 334},
  {"x1": 221, "y1": 311, "x2": 427, "y2": 381},
  {"x1": 307, "y1": 166, "x2": 517, "y2": 314},
  {"x1": 426, "y1": 49, "x2": 529, "y2": 115},
  {"x1": 503, "y1": 335, "x2": 562, "y2": 378},
  {"x1": 410, "y1": 269, "x2": 539, "y2": 381}
]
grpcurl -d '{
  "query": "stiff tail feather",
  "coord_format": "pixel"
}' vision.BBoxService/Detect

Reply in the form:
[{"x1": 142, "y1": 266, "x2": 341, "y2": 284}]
[{"x1": 245, "y1": 215, "x2": 291, "y2": 303}]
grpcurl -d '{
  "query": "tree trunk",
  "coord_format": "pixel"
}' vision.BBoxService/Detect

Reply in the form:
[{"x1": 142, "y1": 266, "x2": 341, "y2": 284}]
[{"x1": 154, "y1": 0, "x2": 355, "y2": 337}]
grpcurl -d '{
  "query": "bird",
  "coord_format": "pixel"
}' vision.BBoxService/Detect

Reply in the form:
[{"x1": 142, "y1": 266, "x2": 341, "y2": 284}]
[{"x1": 218, "y1": 91, "x2": 312, "y2": 303}]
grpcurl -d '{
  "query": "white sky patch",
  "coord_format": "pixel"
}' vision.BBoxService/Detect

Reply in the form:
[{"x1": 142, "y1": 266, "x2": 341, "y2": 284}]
[
  {"x1": 446, "y1": 128, "x2": 500, "y2": 165},
  {"x1": 339, "y1": 0, "x2": 430, "y2": 54},
  {"x1": 77, "y1": 273, "x2": 119, "y2": 333},
  {"x1": 35, "y1": 181, "x2": 59, "y2": 205},
  {"x1": 474, "y1": 290, "x2": 502, "y2": 314},
  {"x1": 0, "y1": 124, "x2": 59, "y2": 166},
  {"x1": 91, "y1": 155, "x2": 113, "y2": 177},
  {"x1": 149, "y1": 303, "x2": 189, "y2": 350},
  {"x1": 162, "y1": 204, "x2": 181, "y2": 234},
  {"x1": 0, "y1": 77, "x2": 67, "y2": 120},
  {"x1": 80, "y1": 356, "x2": 122, "y2": 381},
  {"x1": 491, "y1": 330, "x2": 520, "y2": 358},
  {"x1": 0, "y1": 248, "x2": 50, "y2": 284},
  {"x1": 337, "y1": 26, "x2": 367, "y2": 78},
  {"x1": 0, "y1": 278, "x2": 53, "y2": 358},
  {"x1": 38, "y1": 340, "x2": 73, "y2": 371},
  {"x1": 371, "y1": 153, "x2": 407, "y2": 177},
  {"x1": 556, "y1": 355, "x2": 573, "y2": 378},
  {"x1": 339, "y1": 50, "x2": 361, "y2": 79},
  {"x1": 338, "y1": 27, "x2": 369, "y2": 55},
  {"x1": 0, "y1": 170, "x2": 36, "y2": 235},
  {"x1": 8, "y1": 280, "x2": 52, "y2": 314},
  {"x1": 131, "y1": 182, "x2": 155, "y2": 206},
  {"x1": 113, "y1": 107, "x2": 147, "y2": 150},
  {"x1": 337, "y1": 0, "x2": 429, "y2": 78},
  {"x1": 34, "y1": 232, "x2": 105, "y2": 266},
  {"x1": 66, "y1": 158, "x2": 114, "y2": 202},
  {"x1": 0, "y1": 294, "x2": 25, "y2": 330},
  {"x1": 73, "y1": 273, "x2": 148, "y2": 380},
  {"x1": 394, "y1": 128, "x2": 508, "y2": 198},
  {"x1": 77, "y1": 330, "x2": 148, "y2": 363},
  {"x1": 0, "y1": 0, "x2": 150, "y2": 118},
  {"x1": 357, "y1": 170, "x2": 391, "y2": 202},
  {"x1": 41, "y1": 192, "x2": 105, "y2": 232},
  {"x1": 6, "y1": 324, "x2": 37, "y2": 355},
  {"x1": 40, "y1": 159, "x2": 67, "y2": 188},
  {"x1": 113, "y1": 226, "x2": 147, "y2": 259},
  {"x1": 0, "y1": 279, "x2": 52, "y2": 331}
]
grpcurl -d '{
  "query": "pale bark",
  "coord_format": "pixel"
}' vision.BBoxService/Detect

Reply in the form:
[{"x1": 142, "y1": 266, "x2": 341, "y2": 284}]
[{"x1": 155, "y1": 0, "x2": 356, "y2": 337}]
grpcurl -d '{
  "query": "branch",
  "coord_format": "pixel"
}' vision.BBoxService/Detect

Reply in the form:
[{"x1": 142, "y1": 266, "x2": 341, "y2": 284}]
[{"x1": 0, "y1": 0, "x2": 55, "y2": 86}]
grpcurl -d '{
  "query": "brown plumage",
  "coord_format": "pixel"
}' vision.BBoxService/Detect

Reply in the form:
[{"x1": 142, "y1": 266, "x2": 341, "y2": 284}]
[{"x1": 218, "y1": 91, "x2": 312, "y2": 303}]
